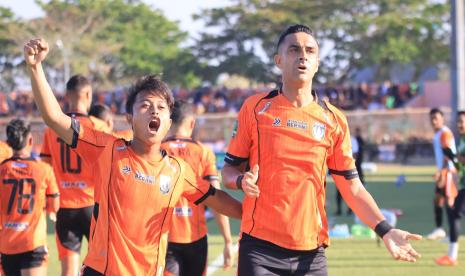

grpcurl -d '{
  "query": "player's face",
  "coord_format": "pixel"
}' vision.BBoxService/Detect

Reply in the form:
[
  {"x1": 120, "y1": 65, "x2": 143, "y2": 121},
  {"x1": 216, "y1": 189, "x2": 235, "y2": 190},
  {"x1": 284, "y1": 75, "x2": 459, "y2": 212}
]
[
  {"x1": 430, "y1": 113, "x2": 444, "y2": 130},
  {"x1": 274, "y1": 32, "x2": 319, "y2": 84},
  {"x1": 129, "y1": 91, "x2": 171, "y2": 145},
  {"x1": 457, "y1": 115, "x2": 465, "y2": 135}
]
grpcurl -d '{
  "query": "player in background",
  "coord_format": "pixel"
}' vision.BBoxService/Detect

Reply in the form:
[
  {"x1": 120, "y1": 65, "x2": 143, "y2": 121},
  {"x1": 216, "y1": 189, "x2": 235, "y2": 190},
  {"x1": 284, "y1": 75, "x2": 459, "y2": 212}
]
[
  {"x1": 427, "y1": 108, "x2": 457, "y2": 240},
  {"x1": 222, "y1": 24, "x2": 421, "y2": 276},
  {"x1": 24, "y1": 38, "x2": 242, "y2": 275},
  {"x1": 435, "y1": 111, "x2": 465, "y2": 265},
  {"x1": 0, "y1": 119, "x2": 59, "y2": 276},
  {"x1": 40, "y1": 75, "x2": 108, "y2": 276},
  {"x1": 161, "y1": 100, "x2": 234, "y2": 276},
  {"x1": 89, "y1": 103, "x2": 114, "y2": 133},
  {"x1": 0, "y1": 141, "x2": 12, "y2": 163}
]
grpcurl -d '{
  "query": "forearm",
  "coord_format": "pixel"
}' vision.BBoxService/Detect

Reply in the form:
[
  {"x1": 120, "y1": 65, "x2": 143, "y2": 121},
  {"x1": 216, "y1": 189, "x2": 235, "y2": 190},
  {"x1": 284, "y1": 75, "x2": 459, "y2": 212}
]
[
  {"x1": 28, "y1": 64, "x2": 73, "y2": 144},
  {"x1": 334, "y1": 175, "x2": 385, "y2": 229},
  {"x1": 213, "y1": 210, "x2": 233, "y2": 243},
  {"x1": 203, "y1": 190, "x2": 242, "y2": 220},
  {"x1": 222, "y1": 163, "x2": 245, "y2": 190},
  {"x1": 46, "y1": 197, "x2": 60, "y2": 213}
]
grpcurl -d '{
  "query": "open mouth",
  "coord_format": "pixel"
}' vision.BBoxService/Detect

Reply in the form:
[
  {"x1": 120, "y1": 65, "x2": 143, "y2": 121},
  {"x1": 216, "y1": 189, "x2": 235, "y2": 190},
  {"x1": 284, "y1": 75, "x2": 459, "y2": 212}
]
[
  {"x1": 298, "y1": 64, "x2": 307, "y2": 70},
  {"x1": 148, "y1": 118, "x2": 160, "y2": 132}
]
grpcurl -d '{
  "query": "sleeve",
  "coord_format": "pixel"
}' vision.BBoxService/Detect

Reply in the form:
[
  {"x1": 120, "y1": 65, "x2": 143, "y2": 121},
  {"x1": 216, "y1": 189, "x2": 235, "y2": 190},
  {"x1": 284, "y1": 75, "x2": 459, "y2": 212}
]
[
  {"x1": 69, "y1": 118, "x2": 113, "y2": 165},
  {"x1": 327, "y1": 113, "x2": 358, "y2": 180},
  {"x1": 40, "y1": 129, "x2": 52, "y2": 158},
  {"x1": 202, "y1": 146, "x2": 219, "y2": 181},
  {"x1": 44, "y1": 165, "x2": 59, "y2": 197},
  {"x1": 441, "y1": 130, "x2": 455, "y2": 150},
  {"x1": 181, "y1": 160, "x2": 216, "y2": 205},
  {"x1": 224, "y1": 101, "x2": 252, "y2": 166}
]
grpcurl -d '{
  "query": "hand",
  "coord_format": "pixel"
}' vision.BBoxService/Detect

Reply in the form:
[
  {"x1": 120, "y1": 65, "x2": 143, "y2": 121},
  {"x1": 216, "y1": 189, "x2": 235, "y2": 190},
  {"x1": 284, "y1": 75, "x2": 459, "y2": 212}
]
[
  {"x1": 24, "y1": 38, "x2": 49, "y2": 66},
  {"x1": 48, "y1": 212, "x2": 57, "y2": 222},
  {"x1": 241, "y1": 164, "x2": 259, "y2": 197},
  {"x1": 223, "y1": 242, "x2": 234, "y2": 270},
  {"x1": 382, "y1": 229, "x2": 422, "y2": 262}
]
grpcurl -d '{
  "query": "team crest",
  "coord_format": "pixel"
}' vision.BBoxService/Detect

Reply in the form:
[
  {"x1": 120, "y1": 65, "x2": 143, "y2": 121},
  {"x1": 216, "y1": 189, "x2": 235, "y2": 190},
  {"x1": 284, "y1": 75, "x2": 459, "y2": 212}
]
[
  {"x1": 159, "y1": 174, "x2": 171, "y2": 195},
  {"x1": 312, "y1": 122, "x2": 326, "y2": 141}
]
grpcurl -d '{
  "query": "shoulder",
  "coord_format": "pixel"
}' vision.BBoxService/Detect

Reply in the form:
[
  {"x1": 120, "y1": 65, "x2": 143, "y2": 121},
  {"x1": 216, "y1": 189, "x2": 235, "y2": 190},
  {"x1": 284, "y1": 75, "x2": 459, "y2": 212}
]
[{"x1": 242, "y1": 91, "x2": 278, "y2": 110}]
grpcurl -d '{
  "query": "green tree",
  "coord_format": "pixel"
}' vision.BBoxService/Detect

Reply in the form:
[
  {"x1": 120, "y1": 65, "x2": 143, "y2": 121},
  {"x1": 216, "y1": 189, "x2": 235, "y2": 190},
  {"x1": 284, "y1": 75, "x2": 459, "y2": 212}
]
[{"x1": 195, "y1": 0, "x2": 450, "y2": 83}]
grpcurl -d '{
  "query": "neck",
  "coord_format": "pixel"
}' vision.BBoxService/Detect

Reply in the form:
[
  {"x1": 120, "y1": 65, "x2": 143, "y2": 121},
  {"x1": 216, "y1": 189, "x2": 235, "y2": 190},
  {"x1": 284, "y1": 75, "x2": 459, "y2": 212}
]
[
  {"x1": 172, "y1": 126, "x2": 192, "y2": 139},
  {"x1": 130, "y1": 138, "x2": 163, "y2": 161},
  {"x1": 281, "y1": 81, "x2": 314, "y2": 107},
  {"x1": 68, "y1": 102, "x2": 88, "y2": 114},
  {"x1": 13, "y1": 149, "x2": 30, "y2": 159}
]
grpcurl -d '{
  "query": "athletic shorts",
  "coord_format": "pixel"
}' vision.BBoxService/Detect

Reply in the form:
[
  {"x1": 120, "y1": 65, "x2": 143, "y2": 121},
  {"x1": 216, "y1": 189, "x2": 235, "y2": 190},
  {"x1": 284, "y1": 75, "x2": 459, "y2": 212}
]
[
  {"x1": 164, "y1": 235, "x2": 208, "y2": 276},
  {"x1": 453, "y1": 188, "x2": 465, "y2": 218},
  {"x1": 56, "y1": 206, "x2": 93, "y2": 259},
  {"x1": 1, "y1": 246, "x2": 47, "y2": 276},
  {"x1": 80, "y1": 265, "x2": 103, "y2": 276},
  {"x1": 238, "y1": 233, "x2": 327, "y2": 276}
]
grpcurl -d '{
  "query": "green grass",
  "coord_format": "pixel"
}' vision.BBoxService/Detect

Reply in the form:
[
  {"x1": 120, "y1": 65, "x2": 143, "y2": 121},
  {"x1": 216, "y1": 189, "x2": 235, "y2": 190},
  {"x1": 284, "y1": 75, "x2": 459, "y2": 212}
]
[{"x1": 45, "y1": 164, "x2": 465, "y2": 275}]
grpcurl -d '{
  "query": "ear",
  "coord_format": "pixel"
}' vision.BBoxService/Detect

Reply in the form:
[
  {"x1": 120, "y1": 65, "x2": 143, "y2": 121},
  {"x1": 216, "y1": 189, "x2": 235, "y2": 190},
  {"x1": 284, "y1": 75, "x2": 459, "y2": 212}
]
[
  {"x1": 315, "y1": 57, "x2": 320, "y2": 73},
  {"x1": 274, "y1": 54, "x2": 281, "y2": 69},
  {"x1": 28, "y1": 134, "x2": 33, "y2": 146}
]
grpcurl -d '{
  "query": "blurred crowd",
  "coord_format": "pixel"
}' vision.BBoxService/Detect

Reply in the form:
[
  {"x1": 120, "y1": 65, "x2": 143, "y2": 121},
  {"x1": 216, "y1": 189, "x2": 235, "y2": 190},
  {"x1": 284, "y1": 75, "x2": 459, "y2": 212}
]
[{"x1": 0, "y1": 81, "x2": 419, "y2": 117}]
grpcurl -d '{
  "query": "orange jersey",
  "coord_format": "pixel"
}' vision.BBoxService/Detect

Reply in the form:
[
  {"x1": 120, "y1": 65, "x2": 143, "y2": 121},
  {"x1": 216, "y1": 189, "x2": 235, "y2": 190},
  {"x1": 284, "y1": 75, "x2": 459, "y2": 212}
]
[
  {"x1": 226, "y1": 90, "x2": 356, "y2": 250},
  {"x1": 161, "y1": 137, "x2": 219, "y2": 243},
  {"x1": 0, "y1": 141, "x2": 12, "y2": 163},
  {"x1": 40, "y1": 113, "x2": 108, "y2": 208},
  {"x1": 0, "y1": 157, "x2": 59, "y2": 254},
  {"x1": 113, "y1": 128, "x2": 133, "y2": 141},
  {"x1": 70, "y1": 122, "x2": 213, "y2": 275}
]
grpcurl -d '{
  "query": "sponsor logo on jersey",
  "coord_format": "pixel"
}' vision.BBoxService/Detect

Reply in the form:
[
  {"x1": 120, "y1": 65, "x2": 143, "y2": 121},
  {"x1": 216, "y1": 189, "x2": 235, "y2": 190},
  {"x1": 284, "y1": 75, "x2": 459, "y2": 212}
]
[
  {"x1": 4, "y1": 222, "x2": 29, "y2": 231},
  {"x1": 61, "y1": 181, "x2": 87, "y2": 189},
  {"x1": 174, "y1": 207, "x2": 193, "y2": 217},
  {"x1": 169, "y1": 143, "x2": 186, "y2": 148},
  {"x1": 121, "y1": 165, "x2": 131, "y2": 174},
  {"x1": 272, "y1": 118, "x2": 281, "y2": 126},
  {"x1": 135, "y1": 171, "x2": 154, "y2": 185},
  {"x1": 287, "y1": 119, "x2": 308, "y2": 130},
  {"x1": 12, "y1": 162, "x2": 28, "y2": 168}
]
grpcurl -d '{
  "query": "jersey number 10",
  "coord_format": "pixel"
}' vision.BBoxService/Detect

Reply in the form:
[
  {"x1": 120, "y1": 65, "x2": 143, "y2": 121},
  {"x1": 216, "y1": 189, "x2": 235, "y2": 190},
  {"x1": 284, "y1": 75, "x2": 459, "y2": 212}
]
[{"x1": 57, "y1": 138, "x2": 82, "y2": 174}]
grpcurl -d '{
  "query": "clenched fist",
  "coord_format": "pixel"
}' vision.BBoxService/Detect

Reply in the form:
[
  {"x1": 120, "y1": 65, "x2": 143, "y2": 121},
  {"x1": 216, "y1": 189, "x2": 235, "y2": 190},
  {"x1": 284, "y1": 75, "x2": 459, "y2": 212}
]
[{"x1": 24, "y1": 38, "x2": 49, "y2": 66}]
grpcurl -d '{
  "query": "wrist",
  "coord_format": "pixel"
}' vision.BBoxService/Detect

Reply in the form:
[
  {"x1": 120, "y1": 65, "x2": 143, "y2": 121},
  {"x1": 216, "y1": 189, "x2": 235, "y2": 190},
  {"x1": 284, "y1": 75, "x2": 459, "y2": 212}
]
[
  {"x1": 236, "y1": 174, "x2": 244, "y2": 190},
  {"x1": 374, "y1": 220, "x2": 393, "y2": 238}
]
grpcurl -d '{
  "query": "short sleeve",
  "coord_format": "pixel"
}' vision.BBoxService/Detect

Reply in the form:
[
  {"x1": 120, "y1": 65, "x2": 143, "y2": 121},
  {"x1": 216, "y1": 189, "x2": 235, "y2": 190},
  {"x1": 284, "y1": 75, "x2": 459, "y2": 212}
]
[
  {"x1": 224, "y1": 101, "x2": 252, "y2": 166},
  {"x1": 181, "y1": 160, "x2": 215, "y2": 205},
  {"x1": 70, "y1": 119, "x2": 115, "y2": 165},
  {"x1": 327, "y1": 113, "x2": 357, "y2": 179},
  {"x1": 45, "y1": 164, "x2": 59, "y2": 197},
  {"x1": 202, "y1": 146, "x2": 219, "y2": 181}
]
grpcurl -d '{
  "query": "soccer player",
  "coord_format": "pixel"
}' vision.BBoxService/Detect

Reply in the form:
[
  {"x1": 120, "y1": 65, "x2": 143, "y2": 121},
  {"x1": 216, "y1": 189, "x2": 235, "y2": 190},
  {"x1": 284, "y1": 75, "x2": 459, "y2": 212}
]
[
  {"x1": 222, "y1": 24, "x2": 421, "y2": 275},
  {"x1": 24, "y1": 38, "x2": 242, "y2": 275},
  {"x1": 89, "y1": 103, "x2": 114, "y2": 133},
  {"x1": 161, "y1": 100, "x2": 234, "y2": 276},
  {"x1": 435, "y1": 111, "x2": 465, "y2": 265},
  {"x1": 40, "y1": 75, "x2": 109, "y2": 276},
  {"x1": 0, "y1": 119, "x2": 59, "y2": 276},
  {"x1": 427, "y1": 108, "x2": 457, "y2": 240},
  {"x1": 0, "y1": 141, "x2": 12, "y2": 163}
]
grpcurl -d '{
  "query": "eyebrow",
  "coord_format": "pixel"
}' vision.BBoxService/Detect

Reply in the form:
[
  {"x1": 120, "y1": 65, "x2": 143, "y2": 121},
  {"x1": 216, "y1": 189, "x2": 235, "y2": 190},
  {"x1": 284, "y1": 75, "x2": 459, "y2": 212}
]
[{"x1": 288, "y1": 43, "x2": 317, "y2": 50}]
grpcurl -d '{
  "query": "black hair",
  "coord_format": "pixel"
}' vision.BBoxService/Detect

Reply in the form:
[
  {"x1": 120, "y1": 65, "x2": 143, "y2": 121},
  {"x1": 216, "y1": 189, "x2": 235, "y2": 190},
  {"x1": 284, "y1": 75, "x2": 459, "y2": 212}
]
[
  {"x1": 430, "y1": 108, "x2": 443, "y2": 117},
  {"x1": 66, "y1": 74, "x2": 91, "y2": 94},
  {"x1": 6, "y1": 118, "x2": 31, "y2": 151},
  {"x1": 171, "y1": 100, "x2": 195, "y2": 126},
  {"x1": 276, "y1": 24, "x2": 316, "y2": 52},
  {"x1": 89, "y1": 103, "x2": 112, "y2": 120},
  {"x1": 458, "y1": 111, "x2": 465, "y2": 117},
  {"x1": 125, "y1": 75, "x2": 174, "y2": 114}
]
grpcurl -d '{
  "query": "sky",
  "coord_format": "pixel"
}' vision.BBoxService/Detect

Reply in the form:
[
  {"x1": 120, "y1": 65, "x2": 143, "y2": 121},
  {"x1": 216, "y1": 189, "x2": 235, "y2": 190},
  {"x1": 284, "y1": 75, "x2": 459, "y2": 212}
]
[{"x1": 1, "y1": 0, "x2": 230, "y2": 42}]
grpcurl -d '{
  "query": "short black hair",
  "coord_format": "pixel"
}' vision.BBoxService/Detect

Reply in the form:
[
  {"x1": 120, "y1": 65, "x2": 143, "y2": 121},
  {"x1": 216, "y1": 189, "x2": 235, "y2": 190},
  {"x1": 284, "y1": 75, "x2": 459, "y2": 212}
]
[
  {"x1": 430, "y1": 108, "x2": 443, "y2": 117},
  {"x1": 125, "y1": 75, "x2": 174, "y2": 114},
  {"x1": 171, "y1": 100, "x2": 195, "y2": 126},
  {"x1": 89, "y1": 103, "x2": 112, "y2": 120},
  {"x1": 276, "y1": 24, "x2": 316, "y2": 52},
  {"x1": 458, "y1": 110, "x2": 465, "y2": 117},
  {"x1": 6, "y1": 118, "x2": 31, "y2": 151},
  {"x1": 66, "y1": 74, "x2": 91, "y2": 94}
]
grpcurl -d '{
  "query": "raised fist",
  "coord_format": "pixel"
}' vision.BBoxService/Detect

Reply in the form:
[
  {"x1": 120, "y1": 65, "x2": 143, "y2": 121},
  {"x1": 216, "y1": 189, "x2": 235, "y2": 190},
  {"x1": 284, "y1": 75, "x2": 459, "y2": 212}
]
[{"x1": 24, "y1": 38, "x2": 49, "y2": 66}]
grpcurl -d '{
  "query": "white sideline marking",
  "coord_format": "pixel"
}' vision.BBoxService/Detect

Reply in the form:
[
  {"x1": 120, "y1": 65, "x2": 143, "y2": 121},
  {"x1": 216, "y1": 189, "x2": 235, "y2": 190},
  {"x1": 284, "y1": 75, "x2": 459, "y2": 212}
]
[{"x1": 207, "y1": 243, "x2": 239, "y2": 276}]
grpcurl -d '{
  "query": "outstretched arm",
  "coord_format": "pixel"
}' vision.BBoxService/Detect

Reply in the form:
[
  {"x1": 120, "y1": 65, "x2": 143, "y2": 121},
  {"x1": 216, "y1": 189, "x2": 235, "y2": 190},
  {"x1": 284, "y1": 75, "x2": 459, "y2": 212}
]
[
  {"x1": 24, "y1": 38, "x2": 73, "y2": 144},
  {"x1": 203, "y1": 190, "x2": 242, "y2": 220},
  {"x1": 334, "y1": 175, "x2": 422, "y2": 262}
]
